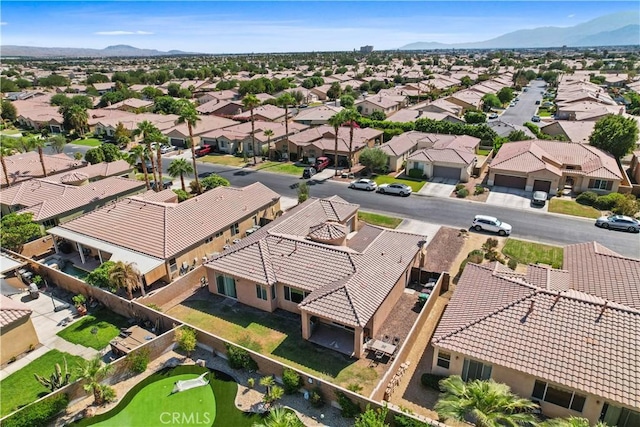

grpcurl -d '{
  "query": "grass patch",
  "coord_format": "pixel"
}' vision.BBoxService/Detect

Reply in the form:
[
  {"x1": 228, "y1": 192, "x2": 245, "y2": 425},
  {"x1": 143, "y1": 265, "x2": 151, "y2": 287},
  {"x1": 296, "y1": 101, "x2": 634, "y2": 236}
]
[
  {"x1": 538, "y1": 110, "x2": 552, "y2": 117},
  {"x1": 57, "y1": 308, "x2": 129, "y2": 350},
  {"x1": 549, "y1": 198, "x2": 601, "y2": 219},
  {"x1": 0, "y1": 349, "x2": 85, "y2": 417},
  {"x1": 0, "y1": 129, "x2": 22, "y2": 136},
  {"x1": 373, "y1": 175, "x2": 426, "y2": 192},
  {"x1": 255, "y1": 161, "x2": 306, "y2": 176},
  {"x1": 71, "y1": 138, "x2": 102, "y2": 147},
  {"x1": 476, "y1": 148, "x2": 491, "y2": 156},
  {"x1": 502, "y1": 239, "x2": 564, "y2": 269},
  {"x1": 358, "y1": 211, "x2": 402, "y2": 229},
  {"x1": 200, "y1": 154, "x2": 247, "y2": 167}
]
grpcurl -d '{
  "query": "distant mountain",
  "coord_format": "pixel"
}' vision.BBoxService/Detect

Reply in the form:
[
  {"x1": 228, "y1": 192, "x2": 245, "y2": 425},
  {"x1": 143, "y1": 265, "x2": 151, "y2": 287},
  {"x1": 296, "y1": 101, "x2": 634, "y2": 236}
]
[
  {"x1": 0, "y1": 44, "x2": 196, "y2": 58},
  {"x1": 399, "y1": 11, "x2": 640, "y2": 50}
]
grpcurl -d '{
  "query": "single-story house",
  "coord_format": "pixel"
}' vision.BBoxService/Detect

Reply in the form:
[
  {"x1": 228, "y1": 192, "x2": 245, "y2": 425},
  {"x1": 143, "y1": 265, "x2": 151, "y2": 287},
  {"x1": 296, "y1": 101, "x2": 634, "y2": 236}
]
[
  {"x1": 488, "y1": 140, "x2": 623, "y2": 194},
  {"x1": 629, "y1": 150, "x2": 640, "y2": 188},
  {"x1": 164, "y1": 115, "x2": 239, "y2": 147},
  {"x1": 417, "y1": 98, "x2": 463, "y2": 117},
  {"x1": 205, "y1": 196, "x2": 427, "y2": 358},
  {"x1": 104, "y1": 98, "x2": 154, "y2": 113},
  {"x1": 292, "y1": 105, "x2": 344, "y2": 126},
  {"x1": 555, "y1": 101, "x2": 623, "y2": 121},
  {"x1": 487, "y1": 120, "x2": 537, "y2": 139},
  {"x1": 379, "y1": 131, "x2": 429, "y2": 172},
  {"x1": 404, "y1": 133, "x2": 480, "y2": 181},
  {"x1": 233, "y1": 104, "x2": 289, "y2": 123},
  {"x1": 445, "y1": 89, "x2": 484, "y2": 112},
  {"x1": 539, "y1": 121, "x2": 596, "y2": 144},
  {"x1": 355, "y1": 96, "x2": 404, "y2": 118},
  {"x1": 0, "y1": 295, "x2": 39, "y2": 365},
  {"x1": 197, "y1": 90, "x2": 239, "y2": 104},
  {"x1": 431, "y1": 242, "x2": 640, "y2": 425},
  {"x1": 1, "y1": 152, "x2": 83, "y2": 188},
  {"x1": 92, "y1": 82, "x2": 115, "y2": 95},
  {"x1": 197, "y1": 100, "x2": 244, "y2": 116}
]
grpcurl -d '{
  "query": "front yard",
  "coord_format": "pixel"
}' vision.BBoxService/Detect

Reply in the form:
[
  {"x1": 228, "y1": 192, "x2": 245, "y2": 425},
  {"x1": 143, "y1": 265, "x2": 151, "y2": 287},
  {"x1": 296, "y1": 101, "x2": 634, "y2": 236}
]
[
  {"x1": 199, "y1": 154, "x2": 248, "y2": 167},
  {"x1": 502, "y1": 239, "x2": 564, "y2": 269},
  {"x1": 549, "y1": 198, "x2": 601, "y2": 219},
  {"x1": 358, "y1": 211, "x2": 402, "y2": 229},
  {"x1": 254, "y1": 161, "x2": 306, "y2": 176},
  {"x1": 373, "y1": 175, "x2": 426, "y2": 192},
  {"x1": 0, "y1": 349, "x2": 85, "y2": 417},
  {"x1": 57, "y1": 308, "x2": 130, "y2": 350},
  {"x1": 70, "y1": 138, "x2": 102, "y2": 147}
]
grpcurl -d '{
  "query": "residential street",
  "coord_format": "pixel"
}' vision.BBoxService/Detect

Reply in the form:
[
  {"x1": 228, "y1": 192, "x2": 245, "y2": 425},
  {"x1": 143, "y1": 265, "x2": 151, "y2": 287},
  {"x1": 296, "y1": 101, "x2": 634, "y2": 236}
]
[{"x1": 497, "y1": 79, "x2": 547, "y2": 126}]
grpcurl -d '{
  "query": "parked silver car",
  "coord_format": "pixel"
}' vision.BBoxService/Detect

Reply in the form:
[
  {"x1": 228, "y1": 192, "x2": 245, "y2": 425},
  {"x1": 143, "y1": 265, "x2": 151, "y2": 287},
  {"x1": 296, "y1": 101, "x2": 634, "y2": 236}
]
[
  {"x1": 377, "y1": 183, "x2": 412, "y2": 196},
  {"x1": 349, "y1": 178, "x2": 378, "y2": 191},
  {"x1": 595, "y1": 215, "x2": 640, "y2": 233},
  {"x1": 472, "y1": 215, "x2": 512, "y2": 236},
  {"x1": 532, "y1": 191, "x2": 548, "y2": 206}
]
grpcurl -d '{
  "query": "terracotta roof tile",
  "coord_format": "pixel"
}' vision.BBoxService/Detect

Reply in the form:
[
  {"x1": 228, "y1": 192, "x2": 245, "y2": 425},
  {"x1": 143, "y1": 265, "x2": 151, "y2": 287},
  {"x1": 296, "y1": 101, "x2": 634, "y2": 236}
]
[{"x1": 0, "y1": 295, "x2": 32, "y2": 327}]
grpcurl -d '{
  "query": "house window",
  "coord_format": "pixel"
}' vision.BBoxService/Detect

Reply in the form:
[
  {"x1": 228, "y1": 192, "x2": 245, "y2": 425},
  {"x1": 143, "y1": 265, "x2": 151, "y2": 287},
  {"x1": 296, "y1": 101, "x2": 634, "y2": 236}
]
[
  {"x1": 42, "y1": 218, "x2": 57, "y2": 229},
  {"x1": 462, "y1": 359, "x2": 492, "y2": 381},
  {"x1": 284, "y1": 286, "x2": 309, "y2": 303},
  {"x1": 588, "y1": 179, "x2": 613, "y2": 191},
  {"x1": 271, "y1": 285, "x2": 276, "y2": 300},
  {"x1": 601, "y1": 404, "x2": 640, "y2": 427},
  {"x1": 215, "y1": 231, "x2": 223, "y2": 238},
  {"x1": 256, "y1": 284, "x2": 267, "y2": 300},
  {"x1": 169, "y1": 258, "x2": 177, "y2": 273},
  {"x1": 204, "y1": 236, "x2": 213, "y2": 244},
  {"x1": 531, "y1": 380, "x2": 586, "y2": 412},
  {"x1": 413, "y1": 162, "x2": 423, "y2": 171},
  {"x1": 437, "y1": 351, "x2": 451, "y2": 369},
  {"x1": 231, "y1": 223, "x2": 240, "y2": 236},
  {"x1": 216, "y1": 274, "x2": 237, "y2": 298}
]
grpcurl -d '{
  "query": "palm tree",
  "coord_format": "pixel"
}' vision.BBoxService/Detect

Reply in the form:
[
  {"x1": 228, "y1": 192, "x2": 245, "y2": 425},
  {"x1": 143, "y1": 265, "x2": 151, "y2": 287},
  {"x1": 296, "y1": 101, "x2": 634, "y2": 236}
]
[
  {"x1": 61, "y1": 104, "x2": 88, "y2": 137},
  {"x1": 76, "y1": 355, "x2": 114, "y2": 405},
  {"x1": 435, "y1": 376, "x2": 539, "y2": 427},
  {"x1": 109, "y1": 261, "x2": 143, "y2": 300},
  {"x1": 133, "y1": 121, "x2": 161, "y2": 188},
  {"x1": 242, "y1": 94, "x2": 261, "y2": 165},
  {"x1": 150, "y1": 130, "x2": 167, "y2": 188},
  {"x1": 128, "y1": 145, "x2": 151, "y2": 190},
  {"x1": 176, "y1": 100, "x2": 202, "y2": 193},
  {"x1": 327, "y1": 110, "x2": 347, "y2": 176},
  {"x1": 167, "y1": 158, "x2": 194, "y2": 192},
  {"x1": 276, "y1": 93, "x2": 295, "y2": 161},
  {"x1": 21, "y1": 136, "x2": 48, "y2": 177},
  {"x1": 1, "y1": 137, "x2": 17, "y2": 186},
  {"x1": 253, "y1": 406, "x2": 301, "y2": 427},
  {"x1": 341, "y1": 109, "x2": 360, "y2": 172},
  {"x1": 47, "y1": 134, "x2": 67, "y2": 154},
  {"x1": 260, "y1": 375, "x2": 275, "y2": 395},
  {"x1": 263, "y1": 129, "x2": 274, "y2": 161}
]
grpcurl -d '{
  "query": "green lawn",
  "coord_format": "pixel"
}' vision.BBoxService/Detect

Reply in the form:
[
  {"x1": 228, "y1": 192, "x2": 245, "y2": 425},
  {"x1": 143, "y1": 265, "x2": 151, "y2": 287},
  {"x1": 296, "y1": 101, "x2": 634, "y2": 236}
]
[
  {"x1": 373, "y1": 175, "x2": 426, "y2": 192},
  {"x1": 0, "y1": 129, "x2": 22, "y2": 135},
  {"x1": 0, "y1": 349, "x2": 85, "y2": 417},
  {"x1": 549, "y1": 199, "x2": 601, "y2": 219},
  {"x1": 476, "y1": 148, "x2": 492, "y2": 156},
  {"x1": 255, "y1": 161, "x2": 306, "y2": 176},
  {"x1": 537, "y1": 110, "x2": 552, "y2": 117},
  {"x1": 199, "y1": 154, "x2": 247, "y2": 167},
  {"x1": 358, "y1": 211, "x2": 402, "y2": 229},
  {"x1": 502, "y1": 239, "x2": 564, "y2": 269},
  {"x1": 57, "y1": 308, "x2": 130, "y2": 350},
  {"x1": 166, "y1": 299, "x2": 379, "y2": 394},
  {"x1": 71, "y1": 138, "x2": 102, "y2": 147}
]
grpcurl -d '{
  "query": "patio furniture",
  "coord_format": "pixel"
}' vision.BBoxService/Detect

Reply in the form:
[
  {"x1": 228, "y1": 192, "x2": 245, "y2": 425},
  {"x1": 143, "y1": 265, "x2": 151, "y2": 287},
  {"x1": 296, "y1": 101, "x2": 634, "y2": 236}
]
[
  {"x1": 418, "y1": 293, "x2": 430, "y2": 305},
  {"x1": 368, "y1": 339, "x2": 397, "y2": 358}
]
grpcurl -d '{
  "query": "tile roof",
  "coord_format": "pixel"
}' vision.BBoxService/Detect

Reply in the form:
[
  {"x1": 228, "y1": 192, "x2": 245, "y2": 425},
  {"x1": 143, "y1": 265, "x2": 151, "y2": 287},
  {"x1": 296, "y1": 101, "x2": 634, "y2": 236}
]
[
  {"x1": 540, "y1": 121, "x2": 596, "y2": 144},
  {"x1": 1, "y1": 152, "x2": 82, "y2": 186},
  {"x1": 433, "y1": 251, "x2": 640, "y2": 408},
  {"x1": 408, "y1": 148, "x2": 476, "y2": 166},
  {"x1": 0, "y1": 294, "x2": 32, "y2": 327},
  {"x1": 43, "y1": 160, "x2": 132, "y2": 183},
  {"x1": 233, "y1": 104, "x2": 288, "y2": 121},
  {"x1": 58, "y1": 182, "x2": 280, "y2": 259},
  {"x1": 293, "y1": 105, "x2": 344, "y2": 122}
]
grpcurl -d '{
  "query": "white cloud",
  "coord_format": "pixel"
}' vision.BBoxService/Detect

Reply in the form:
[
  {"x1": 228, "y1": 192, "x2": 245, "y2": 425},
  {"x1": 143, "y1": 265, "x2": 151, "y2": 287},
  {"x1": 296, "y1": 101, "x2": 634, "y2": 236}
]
[
  {"x1": 0, "y1": 22, "x2": 7, "y2": 26},
  {"x1": 94, "y1": 30, "x2": 153, "y2": 36},
  {"x1": 568, "y1": 14, "x2": 575, "y2": 18}
]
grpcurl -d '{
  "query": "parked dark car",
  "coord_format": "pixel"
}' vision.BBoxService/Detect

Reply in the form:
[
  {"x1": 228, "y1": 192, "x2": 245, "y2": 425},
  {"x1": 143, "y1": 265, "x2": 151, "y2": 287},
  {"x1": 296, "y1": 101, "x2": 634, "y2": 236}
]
[
  {"x1": 195, "y1": 145, "x2": 213, "y2": 157},
  {"x1": 315, "y1": 156, "x2": 331, "y2": 172},
  {"x1": 302, "y1": 167, "x2": 316, "y2": 179},
  {"x1": 150, "y1": 180, "x2": 174, "y2": 190}
]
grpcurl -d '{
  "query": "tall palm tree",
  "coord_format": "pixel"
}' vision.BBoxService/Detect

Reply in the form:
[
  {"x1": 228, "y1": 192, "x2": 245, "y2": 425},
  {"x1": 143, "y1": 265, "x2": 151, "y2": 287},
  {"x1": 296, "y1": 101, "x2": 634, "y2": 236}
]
[
  {"x1": 62, "y1": 104, "x2": 89, "y2": 137},
  {"x1": 167, "y1": 158, "x2": 194, "y2": 192},
  {"x1": 1, "y1": 137, "x2": 17, "y2": 186},
  {"x1": 133, "y1": 121, "x2": 161, "y2": 188},
  {"x1": 341, "y1": 109, "x2": 360, "y2": 172},
  {"x1": 76, "y1": 355, "x2": 114, "y2": 405},
  {"x1": 150, "y1": 130, "x2": 167, "y2": 188},
  {"x1": 109, "y1": 261, "x2": 143, "y2": 300},
  {"x1": 128, "y1": 145, "x2": 151, "y2": 190},
  {"x1": 435, "y1": 376, "x2": 539, "y2": 427},
  {"x1": 263, "y1": 129, "x2": 274, "y2": 161},
  {"x1": 176, "y1": 100, "x2": 202, "y2": 193},
  {"x1": 20, "y1": 136, "x2": 48, "y2": 177},
  {"x1": 276, "y1": 93, "x2": 295, "y2": 161},
  {"x1": 242, "y1": 94, "x2": 261, "y2": 165},
  {"x1": 327, "y1": 110, "x2": 346, "y2": 176}
]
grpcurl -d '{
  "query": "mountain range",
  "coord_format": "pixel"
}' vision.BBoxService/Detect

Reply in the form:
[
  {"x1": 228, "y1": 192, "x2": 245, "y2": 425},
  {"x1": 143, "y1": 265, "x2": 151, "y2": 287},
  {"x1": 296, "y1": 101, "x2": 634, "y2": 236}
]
[
  {"x1": 399, "y1": 11, "x2": 640, "y2": 50},
  {"x1": 0, "y1": 44, "x2": 193, "y2": 58}
]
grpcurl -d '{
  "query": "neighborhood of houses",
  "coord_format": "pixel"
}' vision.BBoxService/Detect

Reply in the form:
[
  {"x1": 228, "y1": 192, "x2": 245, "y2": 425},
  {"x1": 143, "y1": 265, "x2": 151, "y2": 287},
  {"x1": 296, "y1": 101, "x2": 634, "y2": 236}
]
[{"x1": 0, "y1": 48, "x2": 639, "y2": 427}]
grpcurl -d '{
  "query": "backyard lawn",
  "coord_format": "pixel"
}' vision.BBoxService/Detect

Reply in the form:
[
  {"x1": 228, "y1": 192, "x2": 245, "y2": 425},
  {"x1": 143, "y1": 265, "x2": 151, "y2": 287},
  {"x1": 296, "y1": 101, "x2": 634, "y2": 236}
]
[
  {"x1": 71, "y1": 138, "x2": 102, "y2": 147},
  {"x1": 358, "y1": 211, "x2": 402, "y2": 229},
  {"x1": 57, "y1": 308, "x2": 130, "y2": 350},
  {"x1": 373, "y1": 175, "x2": 426, "y2": 192},
  {"x1": 476, "y1": 148, "x2": 492, "y2": 156},
  {"x1": 200, "y1": 154, "x2": 247, "y2": 167},
  {"x1": 255, "y1": 161, "x2": 306, "y2": 176},
  {"x1": 502, "y1": 239, "x2": 564, "y2": 269},
  {"x1": 0, "y1": 349, "x2": 85, "y2": 417},
  {"x1": 549, "y1": 199, "x2": 601, "y2": 219},
  {"x1": 166, "y1": 299, "x2": 379, "y2": 394}
]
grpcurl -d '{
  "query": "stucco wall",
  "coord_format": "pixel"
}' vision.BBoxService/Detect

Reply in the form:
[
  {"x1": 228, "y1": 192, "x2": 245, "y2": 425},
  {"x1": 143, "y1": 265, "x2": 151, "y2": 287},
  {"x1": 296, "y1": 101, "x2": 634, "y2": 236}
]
[{"x1": 0, "y1": 316, "x2": 40, "y2": 364}]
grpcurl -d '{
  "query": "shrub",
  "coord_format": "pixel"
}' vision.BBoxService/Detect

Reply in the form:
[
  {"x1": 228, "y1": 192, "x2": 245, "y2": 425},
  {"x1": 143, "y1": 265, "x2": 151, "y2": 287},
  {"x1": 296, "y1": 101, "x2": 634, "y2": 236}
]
[
  {"x1": 467, "y1": 252, "x2": 484, "y2": 265},
  {"x1": 126, "y1": 348, "x2": 150, "y2": 374},
  {"x1": 456, "y1": 188, "x2": 469, "y2": 198},
  {"x1": 282, "y1": 368, "x2": 302, "y2": 394},
  {"x1": 85, "y1": 261, "x2": 116, "y2": 289},
  {"x1": 145, "y1": 303, "x2": 162, "y2": 312},
  {"x1": 247, "y1": 377, "x2": 255, "y2": 388},
  {"x1": 225, "y1": 343, "x2": 258, "y2": 371},
  {"x1": 407, "y1": 168, "x2": 424, "y2": 179},
  {"x1": 612, "y1": 194, "x2": 639, "y2": 216},
  {"x1": 309, "y1": 387, "x2": 325, "y2": 408},
  {"x1": 421, "y1": 373, "x2": 446, "y2": 391},
  {"x1": 508, "y1": 258, "x2": 518, "y2": 270},
  {"x1": 347, "y1": 383, "x2": 363, "y2": 393},
  {"x1": 456, "y1": 258, "x2": 470, "y2": 279},
  {"x1": 3, "y1": 393, "x2": 69, "y2": 427},
  {"x1": 576, "y1": 191, "x2": 598, "y2": 206},
  {"x1": 455, "y1": 183, "x2": 465, "y2": 191},
  {"x1": 172, "y1": 189, "x2": 191, "y2": 202},
  {"x1": 188, "y1": 180, "x2": 203, "y2": 194},
  {"x1": 174, "y1": 326, "x2": 197, "y2": 356},
  {"x1": 482, "y1": 238, "x2": 499, "y2": 251},
  {"x1": 474, "y1": 186, "x2": 485, "y2": 195},
  {"x1": 394, "y1": 413, "x2": 432, "y2": 427},
  {"x1": 336, "y1": 391, "x2": 361, "y2": 418},
  {"x1": 594, "y1": 193, "x2": 625, "y2": 210}
]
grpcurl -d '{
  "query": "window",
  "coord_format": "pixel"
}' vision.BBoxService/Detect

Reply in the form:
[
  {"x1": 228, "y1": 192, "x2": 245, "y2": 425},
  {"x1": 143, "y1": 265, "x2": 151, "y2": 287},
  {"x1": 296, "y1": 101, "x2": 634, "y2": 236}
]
[
  {"x1": 169, "y1": 258, "x2": 177, "y2": 273},
  {"x1": 462, "y1": 359, "x2": 492, "y2": 381},
  {"x1": 271, "y1": 285, "x2": 276, "y2": 300},
  {"x1": 216, "y1": 274, "x2": 237, "y2": 298},
  {"x1": 531, "y1": 380, "x2": 586, "y2": 412},
  {"x1": 231, "y1": 223, "x2": 240, "y2": 236},
  {"x1": 204, "y1": 236, "x2": 213, "y2": 244},
  {"x1": 588, "y1": 179, "x2": 613, "y2": 191},
  {"x1": 284, "y1": 286, "x2": 309, "y2": 303},
  {"x1": 601, "y1": 404, "x2": 640, "y2": 427},
  {"x1": 256, "y1": 284, "x2": 267, "y2": 300},
  {"x1": 437, "y1": 351, "x2": 451, "y2": 369},
  {"x1": 215, "y1": 231, "x2": 223, "y2": 238},
  {"x1": 42, "y1": 218, "x2": 57, "y2": 229}
]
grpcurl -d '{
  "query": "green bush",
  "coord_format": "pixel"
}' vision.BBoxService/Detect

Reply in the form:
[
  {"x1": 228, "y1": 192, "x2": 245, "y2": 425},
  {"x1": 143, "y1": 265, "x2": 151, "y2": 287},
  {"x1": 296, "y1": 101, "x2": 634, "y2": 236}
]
[
  {"x1": 309, "y1": 387, "x2": 325, "y2": 408},
  {"x1": 594, "y1": 193, "x2": 625, "y2": 210},
  {"x1": 282, "y1": 368, "x2": 302, "y2": 394},
  {"x1": 394, "y1": 413, "x2": 432, "y2": 427},
  {"x1": 85, "y1": 261, "x2": 116, "y2": 289},
  {"x1": 172, "y1": 189, "x2": 191, "y2": 202},
  {"x1": 508, "y1": 258, "x2": 518, "y2": 270},
  {"x1": 456, "y1": 188, "x2": 469, "y2": 198},
  {"x1": 407, "y1": 168, "x2": 424, "y2": 179},
  {"x1": 421, "y1": 373, "x2": 446, "y2": 391},
  {"x1": 474, "y1": 186, "x2": 485, "y2": 195},
  {"x1": 455, "y1": 183, "x2": 465, "y2": 191},
  {"x1": 3, "y1": 393, "x2": 69, "y2": 427},
  {"x1": 225, "y1": 343, "x2": 258, "y2": 371},
  {"x1": 336, "y1": 391, "x2": 361, "y2": 418},
  {"x1": 611, "y1": 194, "x2": 639, "y2": 216},
  {"x1": 126, "y1": 348, "x2": 150, "y2": 374},
  {"x1": 576, "y1": 191, "x2": 598, "y2": 206}
]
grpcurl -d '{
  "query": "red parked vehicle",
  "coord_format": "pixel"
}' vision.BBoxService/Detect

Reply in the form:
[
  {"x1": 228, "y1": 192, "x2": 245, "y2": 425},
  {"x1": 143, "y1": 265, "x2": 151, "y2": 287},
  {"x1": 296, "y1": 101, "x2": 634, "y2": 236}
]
[
  {"x1": 315, "y1": 156, "x2": 331, "y2": 171},
  {"x1": 195, "y1": 145, "x2": 213, "y2": 157}
]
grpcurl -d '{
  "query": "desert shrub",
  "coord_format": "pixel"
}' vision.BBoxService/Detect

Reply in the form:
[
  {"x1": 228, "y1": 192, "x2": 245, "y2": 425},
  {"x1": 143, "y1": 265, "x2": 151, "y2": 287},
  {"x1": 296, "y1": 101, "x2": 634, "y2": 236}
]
[
  {"x1": 612, "y1": 194, "x2": 639, "y2": 216},
  {"x1": 3, "y1": 393, "x2": 69, "y2": 427},
  {"x1": 482, "y1": 238, "x2": 499, "y2": 251},
  {"x1": 282, "y1": 368, "x2": 302, "y2": 394},
  {"x1": 175, "y1": 326, "x2": 197, "y2": 356},
  {"x1": 347, "y1": 383, "x2": 363, "y2": 393},
  {"x1": 456, "y1": 188, "x2": 469, "y2": 198},
  {"x1": 455, "y1": 183, "x2": 465, "y2": 191},
  {"x1": 189, "y1": 180, "x2": 203, "y2": 194},
  {"x1": 394, "y1": 413, "x2": 432, "y2": 427},
  {"x1": 126, "y1": 348, "x2": 150, "y2": 374},
  {"x1": 576, "y1": 191, "x2": 598, "y2": 206},
  {"x1": 407, "y1": 168, "x2": 424, "y2": 179},
  {"x1": 508, "y1": 258, "x2": 518, "y2": 270},
  {"x1": 225, "y1": 343, "x2": 258, "y2": 371},
  {"x1": 594, "y1": 193, "x2": 625, "y2": 210},
  {"x1": 474, "y1": 185, "x2": 485, "y2": 195},
  {"x1": 468, "y1": 252, "x2": 484, "y2": 264},
  {"x1": 336, "y1": 391, "x2": 361, "y2": 418},
  {"x1": 421, "y1": 373, "x2": 446, "y2": 391},
  {"x1": 172, "y1": 189, "x2": 191, "y2": 202},
  {"x1": 309, "y1": 387, "x2": 325, "y2": 408}
]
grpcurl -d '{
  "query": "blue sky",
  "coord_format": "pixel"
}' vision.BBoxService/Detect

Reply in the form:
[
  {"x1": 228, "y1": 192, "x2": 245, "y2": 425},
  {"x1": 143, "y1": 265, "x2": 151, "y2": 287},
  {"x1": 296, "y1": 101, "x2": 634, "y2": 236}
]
[{"x1": 0, "y1": 1, "x2": 637, "y2": 53}]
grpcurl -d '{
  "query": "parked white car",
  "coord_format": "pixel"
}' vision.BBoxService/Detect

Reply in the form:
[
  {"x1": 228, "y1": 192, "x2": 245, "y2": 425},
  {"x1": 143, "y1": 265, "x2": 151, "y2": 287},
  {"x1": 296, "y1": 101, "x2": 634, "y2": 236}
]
[
  {"x1": 160, "y1": 145, "x2": 175, "y2": 154},
  {"x1": 471, "y1": 215, "x2": 512, "y2": 236},
  {"x1": 349, "y1": 178, "x2": 378, "y2": 191},
  {"x1": 377, "y1": 183, "x2": 412, "y2": 197},
  {"x1": 595, "y1": 215, "x2": 640, "y2": 233}
]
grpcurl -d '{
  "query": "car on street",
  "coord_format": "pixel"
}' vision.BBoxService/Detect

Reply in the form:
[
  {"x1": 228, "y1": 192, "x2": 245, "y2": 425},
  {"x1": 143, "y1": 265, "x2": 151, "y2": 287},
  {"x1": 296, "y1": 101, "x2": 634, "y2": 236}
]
[
  {"x1": 535, "y1": 100, "x2": 541, "y2": 105},
  {"x1": 532, "y1": 191, "x2": 548, "y2": 206},
  {"x1": 595, "y1": 215, "x2": 640, "y2": 233},
  {"x1": 349, "y1": 178, "x2": 378, "y2": 191},
  {"x1": 488, "y1": 113, "x2": 498, "y2": 119},
  {"x1": 509, "y1": 102, "x2": 516, "y2": 107},
  {"x1": 531, "y1": 115, "x2": 541, "y2": 122},
  {"x1": 471, "y1": 215, "x2": 512, "y2": 236},
  {"x1": 160, "y1": 145, "x2": 175, "y2": 154},
  {"x1": 377, "y1": 182, "x2": 412, "y2": 196},
  {"x1": 302, "y1": 167, "x2": 316, "y2": 179},
  {"x1": 195, "y1": 145, "x2": 213, "y2": 157}
]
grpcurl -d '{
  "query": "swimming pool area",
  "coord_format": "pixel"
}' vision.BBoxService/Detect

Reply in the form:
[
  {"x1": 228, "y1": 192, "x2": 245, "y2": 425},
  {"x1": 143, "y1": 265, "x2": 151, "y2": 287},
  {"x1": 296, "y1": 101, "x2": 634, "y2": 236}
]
[{"x1": 61, "y1": 264, "x2": 89, "y2": 280}]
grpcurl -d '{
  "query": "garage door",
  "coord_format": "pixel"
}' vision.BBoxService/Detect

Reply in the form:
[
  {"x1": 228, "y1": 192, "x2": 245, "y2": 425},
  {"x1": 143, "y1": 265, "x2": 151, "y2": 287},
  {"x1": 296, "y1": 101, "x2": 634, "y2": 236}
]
[
  {"x1": 493, "y1": 174, "x2": 526, "y2": 189},
  {"x1": 170, "y1": 138, "x2": 185, "y2": 147},
  {"x1": 533, "y1": 180, "x2": 551, "y2": 192},
  {"x1": 433, "y1": 165, "x2": 461, "y2": 180}
]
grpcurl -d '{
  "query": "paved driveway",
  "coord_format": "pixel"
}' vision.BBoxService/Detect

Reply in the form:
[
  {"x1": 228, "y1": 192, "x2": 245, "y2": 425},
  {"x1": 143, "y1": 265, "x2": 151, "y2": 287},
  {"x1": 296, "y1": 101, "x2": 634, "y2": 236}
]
[
  {"x1": 396, "y1": 219, "x2": 441, "y2": 244},
  {"x1": 417, "y1": 178, "x2": 457, "y2": 198},
  {"x1": 486, "y1": 186, "x2": 549, "y2": 212}
]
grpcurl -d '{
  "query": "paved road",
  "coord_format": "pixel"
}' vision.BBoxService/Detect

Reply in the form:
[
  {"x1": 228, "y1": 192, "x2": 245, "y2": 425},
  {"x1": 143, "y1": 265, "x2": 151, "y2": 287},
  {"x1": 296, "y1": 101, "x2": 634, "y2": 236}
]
[
  {"x1": 495, "y1": 80, "x2": 546, "y2": 126},
  {"x1": 162, "y1": 159, "x2": 640, "y2": 258}
]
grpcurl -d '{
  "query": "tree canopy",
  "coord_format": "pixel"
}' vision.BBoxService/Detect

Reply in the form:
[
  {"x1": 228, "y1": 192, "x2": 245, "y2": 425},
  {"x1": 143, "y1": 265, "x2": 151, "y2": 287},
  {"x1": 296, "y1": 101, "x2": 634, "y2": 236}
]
[
  {"x1": 201, "y1": 174, "x2": 230, "y2": 190},
  {"x1": 589, "y1": 115, "x2": 639, "y2": 159},
  {"x1": 359, "y1": 147, "x2": 388, "y2": 173},
  {"x1": 0, "y1": 213, "x2": 42, "y2": 252}
]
